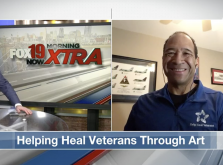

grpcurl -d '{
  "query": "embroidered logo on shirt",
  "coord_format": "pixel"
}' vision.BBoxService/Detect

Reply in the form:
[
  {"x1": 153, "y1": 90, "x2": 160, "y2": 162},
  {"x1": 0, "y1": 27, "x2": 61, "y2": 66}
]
[{"x1": 195, "y1": 110, "x2": 209, "y2": 123}]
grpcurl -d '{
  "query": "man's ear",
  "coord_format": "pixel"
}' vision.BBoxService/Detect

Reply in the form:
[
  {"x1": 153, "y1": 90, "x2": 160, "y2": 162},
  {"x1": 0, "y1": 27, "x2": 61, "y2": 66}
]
[{"x1": 195, "y1": 57, "x2": 199, "y2": 68}]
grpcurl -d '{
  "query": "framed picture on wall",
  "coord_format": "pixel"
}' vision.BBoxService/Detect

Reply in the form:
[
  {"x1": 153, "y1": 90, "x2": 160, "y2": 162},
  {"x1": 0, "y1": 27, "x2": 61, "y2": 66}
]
[
  {"x1": 211, "y1": 68, "x2": 223, "y2": 85},
  {"x1": 112, "y1": 55, "x2": 157, "y2": 102}
]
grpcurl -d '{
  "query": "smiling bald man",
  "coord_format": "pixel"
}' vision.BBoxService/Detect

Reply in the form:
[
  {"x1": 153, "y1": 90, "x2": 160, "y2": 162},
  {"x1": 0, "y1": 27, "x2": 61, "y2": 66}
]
[{"x1": 124, "y1": 31, "x2": 223, "y2": 131}]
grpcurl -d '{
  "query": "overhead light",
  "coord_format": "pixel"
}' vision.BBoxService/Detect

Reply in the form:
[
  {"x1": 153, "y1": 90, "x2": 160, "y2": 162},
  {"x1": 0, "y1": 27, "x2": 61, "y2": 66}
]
[
  {"x1": 160, "y1": 20, "x2": 172, "y2": 25},
  {"x1": 202, "y1": 20, "x2": 212, "y2": 32},
  {"x1": 172, "y1": 20, "x2": 182, "y2": 24},
  {"x1": 211, "y1": 20, "x2": 222, "y2": 31},
  {"x1": 159, "y1": 20, "x2": 213, "y2": 32}
]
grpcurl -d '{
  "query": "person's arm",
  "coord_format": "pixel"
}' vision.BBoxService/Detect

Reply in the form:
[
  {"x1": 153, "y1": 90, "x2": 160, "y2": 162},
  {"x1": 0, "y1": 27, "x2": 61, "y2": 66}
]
[
  {"x1": 124, "y1": 103, "x2": 138, "y2": 131},
  {"x1": 218, "y1": 109, "x2": 223, "y2": 130},
  {"x1": 218, "y1": 106, "x2": 223, "y2": 130},
  {"x1": 217, "y1": 92, "x2": 223, "y2": 130},
  {"x1": 0, "y1": 72, "x2": 32, "y2": 114}
]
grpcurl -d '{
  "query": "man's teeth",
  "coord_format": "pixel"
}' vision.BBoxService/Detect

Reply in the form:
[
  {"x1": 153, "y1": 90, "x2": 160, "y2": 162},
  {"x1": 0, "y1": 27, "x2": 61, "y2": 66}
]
[{"x1": 172, "y1": 69, "x2": 185, "y2": 71}]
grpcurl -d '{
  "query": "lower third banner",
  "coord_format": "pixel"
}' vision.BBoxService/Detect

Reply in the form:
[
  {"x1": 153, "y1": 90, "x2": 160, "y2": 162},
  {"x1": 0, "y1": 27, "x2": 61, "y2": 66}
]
[{"x1": 0, "y1": 132, "x2": 218, "y2": 149}]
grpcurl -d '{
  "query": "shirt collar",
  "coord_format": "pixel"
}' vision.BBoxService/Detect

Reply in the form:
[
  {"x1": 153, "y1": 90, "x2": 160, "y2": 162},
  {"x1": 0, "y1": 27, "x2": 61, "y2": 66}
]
[{"x1": 155, "y1": 80, "x2": 207, "y2": 103}]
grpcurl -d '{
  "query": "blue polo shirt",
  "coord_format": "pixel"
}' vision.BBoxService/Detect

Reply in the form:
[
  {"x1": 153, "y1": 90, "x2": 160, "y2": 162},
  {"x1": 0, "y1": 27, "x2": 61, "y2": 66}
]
[{"x1": 124, "y1": 80, "x2": 223, "y2": 131}]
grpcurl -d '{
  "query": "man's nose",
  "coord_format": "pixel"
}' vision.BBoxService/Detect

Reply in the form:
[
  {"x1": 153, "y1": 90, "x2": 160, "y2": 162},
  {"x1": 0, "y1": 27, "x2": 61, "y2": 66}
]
[{"x1": 172, "y1": 52, "x2": 184, "y2": 64}]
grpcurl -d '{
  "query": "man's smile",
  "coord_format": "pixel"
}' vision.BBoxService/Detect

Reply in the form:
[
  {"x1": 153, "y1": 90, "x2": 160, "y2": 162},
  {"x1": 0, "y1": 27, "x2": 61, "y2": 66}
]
[{"x1": 168, "y1": 68, "x2": 187, "y2": 74}]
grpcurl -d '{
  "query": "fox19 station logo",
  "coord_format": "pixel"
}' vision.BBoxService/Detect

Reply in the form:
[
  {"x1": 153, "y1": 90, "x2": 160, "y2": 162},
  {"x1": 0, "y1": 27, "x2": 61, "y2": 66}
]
[{"x1": 9, "y1": 43, "x2": 102, "y2": 65}]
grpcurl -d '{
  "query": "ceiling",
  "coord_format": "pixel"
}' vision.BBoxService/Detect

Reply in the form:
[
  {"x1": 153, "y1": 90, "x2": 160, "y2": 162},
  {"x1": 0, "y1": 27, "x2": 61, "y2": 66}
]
[{"x1": 112, "y1": 20, "x2": 223, "y2": 53}]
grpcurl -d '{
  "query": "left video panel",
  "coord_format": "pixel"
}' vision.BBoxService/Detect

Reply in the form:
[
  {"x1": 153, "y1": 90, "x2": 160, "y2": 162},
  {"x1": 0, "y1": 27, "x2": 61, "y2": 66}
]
[{"x1": 0, "y1": 21, "x2": 111, "y2": 131}]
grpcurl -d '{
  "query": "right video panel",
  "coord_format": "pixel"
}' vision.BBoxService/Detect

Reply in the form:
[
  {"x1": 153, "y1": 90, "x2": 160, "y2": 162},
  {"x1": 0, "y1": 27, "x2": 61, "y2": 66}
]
[{"x1": 112, "y1": 20, "x2": 223, "y2": 131}]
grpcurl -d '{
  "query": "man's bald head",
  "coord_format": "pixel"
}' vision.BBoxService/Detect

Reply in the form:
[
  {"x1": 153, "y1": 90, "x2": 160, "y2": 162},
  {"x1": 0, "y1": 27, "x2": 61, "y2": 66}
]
[{"x1": 163, "y1": 32, "x2": 198, "y2": 59}]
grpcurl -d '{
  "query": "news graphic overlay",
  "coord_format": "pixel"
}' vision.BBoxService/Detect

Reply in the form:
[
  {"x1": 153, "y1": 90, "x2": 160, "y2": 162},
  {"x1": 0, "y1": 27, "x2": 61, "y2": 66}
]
[
  {"x1": 0, "y1": 23, "x2": 111, "y2": 104},
  {"x1": 0, "y1": 131, "x2": 219, "y2": 149},
  {"x1": 10, "y1": 43, "x2": 102, "y2": 65}
]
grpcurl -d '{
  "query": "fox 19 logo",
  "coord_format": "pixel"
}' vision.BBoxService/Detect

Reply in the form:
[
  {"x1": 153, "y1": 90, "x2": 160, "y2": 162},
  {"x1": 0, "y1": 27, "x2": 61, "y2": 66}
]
[{"x1": 9, "y1": 43, "x2": 102, "y2": 65}]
